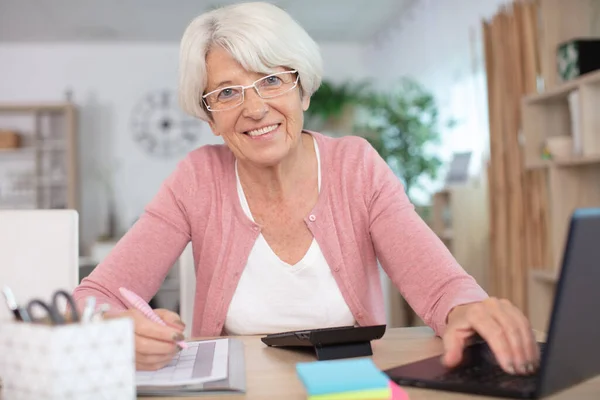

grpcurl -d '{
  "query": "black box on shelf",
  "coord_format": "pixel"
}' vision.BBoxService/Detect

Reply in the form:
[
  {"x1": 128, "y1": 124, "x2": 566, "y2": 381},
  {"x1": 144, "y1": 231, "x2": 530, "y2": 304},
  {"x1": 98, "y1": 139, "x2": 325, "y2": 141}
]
[{"x1": 557, "y1": 39, "x2": 600, "y2": 82}]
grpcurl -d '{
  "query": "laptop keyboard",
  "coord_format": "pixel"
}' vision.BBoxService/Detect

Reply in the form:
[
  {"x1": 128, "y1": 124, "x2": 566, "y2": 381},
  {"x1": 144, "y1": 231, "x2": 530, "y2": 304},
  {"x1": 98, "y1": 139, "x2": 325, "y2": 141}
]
[
  {"x1": 436, "y1": 343, "x2": 545, "y2": 393},
  {"x1": 437, "y1": 363, "x2": 537, "y2": 391}
]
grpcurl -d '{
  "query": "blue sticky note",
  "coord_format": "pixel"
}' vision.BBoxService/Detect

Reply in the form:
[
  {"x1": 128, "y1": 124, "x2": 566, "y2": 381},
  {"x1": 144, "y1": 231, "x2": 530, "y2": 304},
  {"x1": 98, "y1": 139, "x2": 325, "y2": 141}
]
[{"x1": 295, "y1": 358, "x2": 390, "y2": 395}]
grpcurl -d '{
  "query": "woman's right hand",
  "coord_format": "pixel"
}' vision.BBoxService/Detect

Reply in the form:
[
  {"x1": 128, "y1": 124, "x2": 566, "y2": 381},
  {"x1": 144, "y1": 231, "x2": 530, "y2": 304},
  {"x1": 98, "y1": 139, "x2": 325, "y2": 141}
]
[{"x1": 108, "y1": 308, "x2": 186, "y2": 371}]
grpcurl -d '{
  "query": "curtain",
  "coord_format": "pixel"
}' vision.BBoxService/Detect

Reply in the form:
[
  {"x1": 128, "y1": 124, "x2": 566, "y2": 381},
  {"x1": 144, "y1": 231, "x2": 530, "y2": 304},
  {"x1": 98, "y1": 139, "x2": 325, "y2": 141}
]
[{"x1": 483, "y1": 0, "x2": 550, "y2": 313}]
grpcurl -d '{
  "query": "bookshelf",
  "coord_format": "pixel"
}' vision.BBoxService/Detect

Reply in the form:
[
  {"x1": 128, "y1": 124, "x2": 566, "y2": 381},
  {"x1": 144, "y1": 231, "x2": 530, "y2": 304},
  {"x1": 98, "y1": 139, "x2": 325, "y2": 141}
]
[
  {"x1": 522, "y1": 68, "x2": 600, "y2": 330},
  {"x1": 0, "y1": 102, "x2": 78, "y2": 211}
]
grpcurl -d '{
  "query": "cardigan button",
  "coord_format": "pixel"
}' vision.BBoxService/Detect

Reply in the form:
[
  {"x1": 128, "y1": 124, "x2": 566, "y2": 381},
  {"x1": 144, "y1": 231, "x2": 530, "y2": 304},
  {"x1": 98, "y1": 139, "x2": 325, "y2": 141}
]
[{"x1": 308, "y1": 214, "x2": 316, "y2": 222}]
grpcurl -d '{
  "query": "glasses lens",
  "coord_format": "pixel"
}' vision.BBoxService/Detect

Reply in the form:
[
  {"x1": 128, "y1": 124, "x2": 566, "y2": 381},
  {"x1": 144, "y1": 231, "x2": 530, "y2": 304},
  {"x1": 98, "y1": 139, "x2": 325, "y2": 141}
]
[
  {"x1": 205, "y1": 86, "x2": 243, "y2": 111},
  {"x1": 256, "y1": 72, "x2": 298, "y2": 98},
  {"x1": 203, "y1": 71, "x2": 298, "y2": 111}
]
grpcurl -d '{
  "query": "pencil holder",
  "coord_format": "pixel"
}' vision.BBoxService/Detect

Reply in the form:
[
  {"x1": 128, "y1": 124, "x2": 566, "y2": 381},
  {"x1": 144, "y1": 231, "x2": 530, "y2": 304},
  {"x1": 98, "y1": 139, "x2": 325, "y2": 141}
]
[{"x1": 0, "y1": 317, "x2": 135, "y2": 400}]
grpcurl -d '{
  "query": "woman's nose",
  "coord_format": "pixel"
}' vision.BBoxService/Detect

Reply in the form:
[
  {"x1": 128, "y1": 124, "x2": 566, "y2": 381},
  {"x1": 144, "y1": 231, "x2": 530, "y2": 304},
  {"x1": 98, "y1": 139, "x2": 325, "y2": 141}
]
[{"x1": 241, "y1": 88, "x2": 268, "y2": 119}]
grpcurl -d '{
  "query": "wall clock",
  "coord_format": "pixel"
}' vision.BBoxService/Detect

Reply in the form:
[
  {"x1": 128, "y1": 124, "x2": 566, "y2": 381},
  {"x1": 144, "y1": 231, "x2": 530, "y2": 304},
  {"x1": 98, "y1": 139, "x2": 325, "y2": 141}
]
[{"x1": 131, "y1": 89, "x2": 204, "y2": 158}]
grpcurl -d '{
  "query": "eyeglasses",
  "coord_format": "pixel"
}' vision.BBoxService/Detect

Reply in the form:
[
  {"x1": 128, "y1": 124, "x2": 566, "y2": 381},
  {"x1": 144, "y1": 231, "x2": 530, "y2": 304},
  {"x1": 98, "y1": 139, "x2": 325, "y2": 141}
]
[{"x1": 202, "y1": 70, "x2": 299, "y2": 112}]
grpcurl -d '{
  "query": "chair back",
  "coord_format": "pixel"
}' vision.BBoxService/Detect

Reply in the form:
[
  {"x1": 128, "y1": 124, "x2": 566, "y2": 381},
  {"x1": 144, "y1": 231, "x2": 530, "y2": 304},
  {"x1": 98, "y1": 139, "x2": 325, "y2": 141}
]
[
  {"x1": 0, "y1": 209, "x2": 79, "y2": 322},
  {"x1": 178, "y1": 243, "x2": 195, "y2": 338}
]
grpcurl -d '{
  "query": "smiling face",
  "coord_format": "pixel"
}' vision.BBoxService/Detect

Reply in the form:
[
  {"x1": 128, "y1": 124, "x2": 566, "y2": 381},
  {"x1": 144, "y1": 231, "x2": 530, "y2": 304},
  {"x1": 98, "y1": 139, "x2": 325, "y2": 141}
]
[{"x1": 204, "y1": 46, "x2": 310, "y2": 167}]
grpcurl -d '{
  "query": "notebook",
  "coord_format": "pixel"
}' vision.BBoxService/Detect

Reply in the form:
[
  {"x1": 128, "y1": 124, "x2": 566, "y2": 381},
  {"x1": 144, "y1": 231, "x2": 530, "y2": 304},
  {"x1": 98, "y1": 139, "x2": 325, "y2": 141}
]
[{"x1": 135, "y1": 338, "x2": 245, "y2": 396}]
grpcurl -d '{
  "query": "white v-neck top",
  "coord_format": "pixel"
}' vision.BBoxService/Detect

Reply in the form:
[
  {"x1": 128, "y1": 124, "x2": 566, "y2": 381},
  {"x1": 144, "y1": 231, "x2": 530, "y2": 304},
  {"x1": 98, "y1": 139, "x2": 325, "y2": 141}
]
[{"x1": 224, "y1": 138, "x2": 356, "y2": 335}]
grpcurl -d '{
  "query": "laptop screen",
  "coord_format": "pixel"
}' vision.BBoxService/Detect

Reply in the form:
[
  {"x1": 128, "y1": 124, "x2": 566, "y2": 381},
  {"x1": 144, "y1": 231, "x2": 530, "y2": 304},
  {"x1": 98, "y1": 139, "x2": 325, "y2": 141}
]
[{"x1": 538, "y1": 208, "x2": 600, "y2": 397}]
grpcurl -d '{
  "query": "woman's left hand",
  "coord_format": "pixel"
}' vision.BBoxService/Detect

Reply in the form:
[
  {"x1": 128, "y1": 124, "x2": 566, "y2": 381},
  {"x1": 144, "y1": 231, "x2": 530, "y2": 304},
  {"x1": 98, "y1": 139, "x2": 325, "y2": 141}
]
[{"x1": 441, "y1": 297, "x2": 540, "y2": 375}]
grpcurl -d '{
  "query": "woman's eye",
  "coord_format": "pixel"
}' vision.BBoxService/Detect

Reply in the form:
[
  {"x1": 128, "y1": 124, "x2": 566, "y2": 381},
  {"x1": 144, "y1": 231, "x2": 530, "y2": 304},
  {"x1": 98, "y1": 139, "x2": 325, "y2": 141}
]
[
  {"x1": 218, "y1": 88, "x2": 236, "y2": 100},
  {"x1": 264, "y1": 76, "x2": 282, "y2": 85}
]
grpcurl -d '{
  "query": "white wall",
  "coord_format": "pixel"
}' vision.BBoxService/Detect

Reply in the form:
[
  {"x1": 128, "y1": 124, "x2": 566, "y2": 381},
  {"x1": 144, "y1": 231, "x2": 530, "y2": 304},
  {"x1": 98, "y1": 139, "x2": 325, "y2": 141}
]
[
  {"x1": 367, "y1": 0, "x2": 509, "y2": 84},
  {"x1": 320, "y1": 42, "x2": 370, "y2": 83},
  {"x1": 0, "y1": 42, "x2": 367, "y2": 253},
  {"x1": 365, "y1": 0, "x2": 510, "y2": 197}
]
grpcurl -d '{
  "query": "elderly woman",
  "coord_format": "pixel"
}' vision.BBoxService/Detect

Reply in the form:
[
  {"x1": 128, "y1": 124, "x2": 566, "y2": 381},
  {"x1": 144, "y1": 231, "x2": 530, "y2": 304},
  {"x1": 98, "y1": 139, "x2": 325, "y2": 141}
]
[{"x1": 73, "y1": 1, "x2": 538, "y2": 375}]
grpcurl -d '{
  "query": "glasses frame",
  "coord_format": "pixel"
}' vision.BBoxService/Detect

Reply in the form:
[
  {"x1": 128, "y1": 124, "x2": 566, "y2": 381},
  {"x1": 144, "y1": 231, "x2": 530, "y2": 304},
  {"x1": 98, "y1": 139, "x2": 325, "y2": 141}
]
[{"x1": 202, "y1": 70, "x2": 299, "y2": 112}]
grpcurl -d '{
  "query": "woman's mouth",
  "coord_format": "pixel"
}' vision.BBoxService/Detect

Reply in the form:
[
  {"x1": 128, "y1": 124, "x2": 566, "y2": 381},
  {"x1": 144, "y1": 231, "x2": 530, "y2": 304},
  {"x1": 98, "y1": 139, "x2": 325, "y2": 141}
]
[{"x1": 244, "y1": 124, "x2": 280, "y2": 137}]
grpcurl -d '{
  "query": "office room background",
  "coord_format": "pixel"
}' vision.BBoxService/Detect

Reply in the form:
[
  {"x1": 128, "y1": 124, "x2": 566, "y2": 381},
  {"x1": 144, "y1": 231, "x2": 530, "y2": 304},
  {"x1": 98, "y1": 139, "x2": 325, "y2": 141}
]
[{"x1": 0, "y1": 0, "x2": 598, "y2": 337}]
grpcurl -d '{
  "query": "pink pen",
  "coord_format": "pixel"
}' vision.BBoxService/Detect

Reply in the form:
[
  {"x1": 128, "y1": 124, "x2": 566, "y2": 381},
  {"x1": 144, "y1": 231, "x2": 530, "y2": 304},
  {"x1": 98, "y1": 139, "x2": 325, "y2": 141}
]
[{"x1": 119, "y1": 287, "x2": 188, "y2": 349}]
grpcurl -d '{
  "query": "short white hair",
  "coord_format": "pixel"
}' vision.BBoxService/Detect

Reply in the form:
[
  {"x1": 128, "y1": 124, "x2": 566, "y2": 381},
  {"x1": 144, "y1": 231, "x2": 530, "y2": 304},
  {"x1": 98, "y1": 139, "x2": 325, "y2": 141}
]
[{"x1": 178, "y1": 2, "x2": 323, "y2": 122}]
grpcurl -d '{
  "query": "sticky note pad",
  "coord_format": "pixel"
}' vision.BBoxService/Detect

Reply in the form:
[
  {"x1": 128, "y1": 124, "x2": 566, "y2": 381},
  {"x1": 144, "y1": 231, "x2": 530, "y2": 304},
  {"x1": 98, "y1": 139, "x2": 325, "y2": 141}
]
[
  {"x1": 296, "y1": 358, "x2": 391, "y2": 398},
  {"x1": 307, "y1": 388, "x2": 390, "y2": 400}
]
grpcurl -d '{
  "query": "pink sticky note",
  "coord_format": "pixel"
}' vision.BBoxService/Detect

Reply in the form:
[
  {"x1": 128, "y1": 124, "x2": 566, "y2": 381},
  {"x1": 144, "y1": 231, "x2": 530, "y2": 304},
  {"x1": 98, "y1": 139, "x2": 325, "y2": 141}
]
[{"x1": 389, "y1": 380, "x2": 410, "y2": 400}]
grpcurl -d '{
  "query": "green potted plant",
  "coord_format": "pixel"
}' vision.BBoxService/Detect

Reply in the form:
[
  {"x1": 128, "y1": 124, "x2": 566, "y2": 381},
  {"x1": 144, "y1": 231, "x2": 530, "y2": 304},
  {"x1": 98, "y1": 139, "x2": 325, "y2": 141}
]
[
  {"x1": 304, "y1": 80, "x2": 370, "y2": 134},
  {"x1": 358, "y1": 78, "x2": 452, "y2": 202}
]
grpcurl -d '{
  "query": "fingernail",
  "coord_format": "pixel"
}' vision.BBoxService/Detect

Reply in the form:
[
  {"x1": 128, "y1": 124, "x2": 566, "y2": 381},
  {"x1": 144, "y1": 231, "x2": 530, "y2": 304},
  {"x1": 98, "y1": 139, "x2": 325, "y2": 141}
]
[
  {"x1": 519, "y1": 363, "x2": 529, "y2": 374},
  {"x1": 506, "y1": 363, "x2": 516, "y2": 375},
  {"x1": 173, "y1": 320, "x2": 185, "y2": 327},
  {"x1": 527, "y1": 363, "x2": 536, "y2": 373},
  {"x1": 172, "y1": 333, "x2": 185, "y2": 342}
]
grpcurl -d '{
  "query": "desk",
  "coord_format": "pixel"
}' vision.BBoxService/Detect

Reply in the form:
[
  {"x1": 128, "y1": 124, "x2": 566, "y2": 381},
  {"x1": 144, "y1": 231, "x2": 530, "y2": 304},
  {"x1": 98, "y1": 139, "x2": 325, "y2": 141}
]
[{"x1": 141, "y1": 327, "x2": 600, "y2": 400}]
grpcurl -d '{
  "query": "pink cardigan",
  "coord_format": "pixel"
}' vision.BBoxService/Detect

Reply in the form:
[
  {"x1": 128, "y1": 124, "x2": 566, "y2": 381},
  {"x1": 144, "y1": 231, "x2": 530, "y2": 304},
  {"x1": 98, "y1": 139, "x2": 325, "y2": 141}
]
[{"x1": 73, "y1": 131, "x2": 488, "y2": 337}]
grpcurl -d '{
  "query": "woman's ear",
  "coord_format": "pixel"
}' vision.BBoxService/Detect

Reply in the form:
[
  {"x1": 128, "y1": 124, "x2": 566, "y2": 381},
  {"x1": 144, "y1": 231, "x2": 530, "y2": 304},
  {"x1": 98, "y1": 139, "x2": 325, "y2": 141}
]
[
  {"x1": 208, "y1": 120, "x2": 221, "y2": 136},
  {"x1": 301, "y1": 94, "x2": 310, "y2": 112}
]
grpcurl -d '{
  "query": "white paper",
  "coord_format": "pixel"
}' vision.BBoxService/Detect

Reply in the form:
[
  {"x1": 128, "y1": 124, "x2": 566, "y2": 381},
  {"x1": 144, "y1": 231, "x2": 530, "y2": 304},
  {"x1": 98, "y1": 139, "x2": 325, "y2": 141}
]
[{"x1": 135, "y1": 338, "x2": 229, "y2": 387}]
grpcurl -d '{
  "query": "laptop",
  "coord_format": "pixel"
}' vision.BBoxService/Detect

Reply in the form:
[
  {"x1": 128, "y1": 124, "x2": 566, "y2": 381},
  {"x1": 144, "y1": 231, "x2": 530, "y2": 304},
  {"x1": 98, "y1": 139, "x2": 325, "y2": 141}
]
[{"x1": 384, "y1": 208, "x2": 600, "y2": 399}]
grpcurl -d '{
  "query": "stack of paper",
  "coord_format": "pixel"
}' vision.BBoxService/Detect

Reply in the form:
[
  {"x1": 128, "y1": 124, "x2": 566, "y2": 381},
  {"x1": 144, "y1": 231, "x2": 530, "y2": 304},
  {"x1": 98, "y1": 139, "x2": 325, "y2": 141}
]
[
  {"x1": 135, "y1": 338, "x2": 246, "y2": 396},
  {"x1": 296, "y1": 358, "x2": 409, "y2": 400}
]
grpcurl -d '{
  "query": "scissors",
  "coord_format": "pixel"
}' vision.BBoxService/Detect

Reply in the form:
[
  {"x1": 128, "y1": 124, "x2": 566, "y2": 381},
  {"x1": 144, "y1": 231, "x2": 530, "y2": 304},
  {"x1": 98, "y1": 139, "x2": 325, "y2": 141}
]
[{"x1": 25, "y1": 290, "x2": 80, "y2": 325}]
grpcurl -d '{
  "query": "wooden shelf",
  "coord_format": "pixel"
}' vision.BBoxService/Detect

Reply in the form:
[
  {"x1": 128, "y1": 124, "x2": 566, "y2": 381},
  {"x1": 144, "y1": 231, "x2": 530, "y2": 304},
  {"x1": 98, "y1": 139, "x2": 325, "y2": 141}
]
[
  {"x1": 514, "y1": 0, "x2": 600, "y2": 331},
  {"x1": 520, "y1": 50, "x2": 600, "y2": 330},
  {"x1": 522, "y1": 68, "x2": 600, "y2": 169},
  {"x1": 526, "y1": 154, "x2": 600, "y2": 170},
  {"x1": 522, "y1": 65, "x2": 600, "y2": 271},
  {"x1": 524, "y1": 68, "x2": 600, "y2": 105},
  {"x1": 0, "y1": 102, "x2": 74, "y2": 113}
]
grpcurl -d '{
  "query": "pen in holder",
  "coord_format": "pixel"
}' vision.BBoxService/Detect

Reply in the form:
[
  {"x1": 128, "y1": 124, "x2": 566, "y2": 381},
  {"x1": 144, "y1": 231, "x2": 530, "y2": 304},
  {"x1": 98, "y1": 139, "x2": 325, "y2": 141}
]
[{"x1": 0, "y1": 290, "x2": 136, "y2": 400}]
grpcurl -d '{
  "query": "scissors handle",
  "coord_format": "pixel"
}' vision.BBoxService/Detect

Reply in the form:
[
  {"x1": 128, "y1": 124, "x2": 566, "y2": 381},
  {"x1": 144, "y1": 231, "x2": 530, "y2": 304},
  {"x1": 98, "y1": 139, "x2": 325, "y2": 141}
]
[
  {"x1": 52, "y1": 290, "x2": 80, "y2": 323},
  {"x1": 26, "y1": 290, "x2": 80, "y2": 325},
  {"x1": 26, "y1": 299, "x2": 63, "y2": 324}
]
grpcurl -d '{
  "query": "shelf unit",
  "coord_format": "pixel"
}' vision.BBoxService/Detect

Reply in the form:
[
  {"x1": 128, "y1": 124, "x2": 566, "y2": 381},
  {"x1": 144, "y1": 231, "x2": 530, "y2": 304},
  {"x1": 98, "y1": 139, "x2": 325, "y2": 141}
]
[
  {"x1": 431, "y1": 189, "x2": 454, "y2": 251},
  {"x1": 431, "y1": 183, "x2": 490, "y2": 293},
  {"x1": 522, "y1": 69, "x2": 600, "y2": 330},
  {"x1": 0, "y1": 102, "x2": 78, "y2": 210}
]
